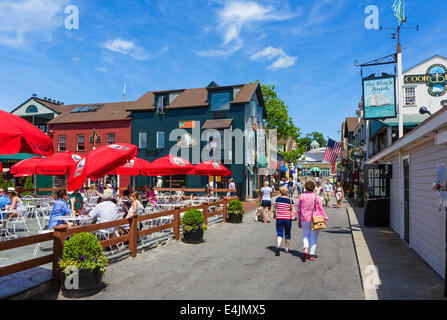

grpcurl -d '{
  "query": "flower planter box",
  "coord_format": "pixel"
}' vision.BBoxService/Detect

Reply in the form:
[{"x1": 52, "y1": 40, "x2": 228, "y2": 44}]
[
  {"x1": 60, "y1": 267, "x2": 103, "y2": 298},
  {"x1": 183, "y1": 229, "x2": 204, "y2": 244},
  {"x1": 227, "y1": 212, "x2": 243, "y2": 223}
]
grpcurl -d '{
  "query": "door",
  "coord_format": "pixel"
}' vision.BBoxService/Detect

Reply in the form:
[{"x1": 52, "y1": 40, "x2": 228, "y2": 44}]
[
  {"x1": 403, "y1": 158, "x2": 410, "y2": 244},
  {"x1": 364, "y1": 164, "x2": 391, "y2": 227}
]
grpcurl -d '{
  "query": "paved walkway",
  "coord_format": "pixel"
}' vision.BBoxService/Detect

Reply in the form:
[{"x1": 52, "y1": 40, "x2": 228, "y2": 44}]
[
  {"x1": 33, "y1": 196, "x2": 364, "y2": 299},
  {"x1": 348, "y1": 202, "x2": 445, "y2": 300}
]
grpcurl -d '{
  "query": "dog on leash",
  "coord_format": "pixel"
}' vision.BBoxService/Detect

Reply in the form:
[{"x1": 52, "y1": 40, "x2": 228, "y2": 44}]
[{"x1": 254, "y1": 207, "x2": 264, "y2": 222}]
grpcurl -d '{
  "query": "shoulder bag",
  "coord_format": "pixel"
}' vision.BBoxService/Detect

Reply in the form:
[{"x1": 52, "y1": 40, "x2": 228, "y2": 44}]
[
  {"x1": 311, "y1": 195, "x2": 326, "y2": 230},
  {"x1": 289, "y1": 198, "x2": 297, "y2": 221}
]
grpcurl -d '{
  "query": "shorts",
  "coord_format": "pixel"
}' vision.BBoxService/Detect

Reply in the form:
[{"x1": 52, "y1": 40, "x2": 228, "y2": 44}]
[
  {"x1": 261, "y1": 200, "x2": 271, "y2": 207},
  {"x1": 276, "y1": 219, "x2": 291, "y2": 239}
]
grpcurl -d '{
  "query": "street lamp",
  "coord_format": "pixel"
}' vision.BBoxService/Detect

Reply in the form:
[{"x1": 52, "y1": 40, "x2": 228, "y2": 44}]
[
  {"x1": 419, "y1": 106, "x2": 432, "y2": 116},
  {"x1": 441, "y1": 100, "x2": 447, "y2": 108}
]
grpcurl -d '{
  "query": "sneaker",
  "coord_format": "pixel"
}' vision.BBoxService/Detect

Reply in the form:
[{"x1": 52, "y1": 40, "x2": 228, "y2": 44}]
[
  {"x1": 275, "y1": 248, "x2": 280, "y2": 256},
  {"x1": 309, "y1": 254, "x2": 315, "y2": 261}
]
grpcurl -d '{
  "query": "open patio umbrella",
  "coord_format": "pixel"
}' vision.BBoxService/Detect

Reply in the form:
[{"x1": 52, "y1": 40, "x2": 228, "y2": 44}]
[
  {"x1": 143, "y1": 155, "x2": 194, "y2": 197},
  {"x1": 10, "y1": 157, "x2": 43, "y2": 176},
  {"x1": 193, "y1": 160, "x2": 232, "y2": 177},
  {"x1": 35, "y1": 151, "x2": 82, "y2": 176},
  {"x1": 0, "y1": 110, "x2": 53, "y2": 156},
  {"x1": 193, "y1": 160, "x2": 232, "y2": 196},
  {"x1": 107, "y1": 157, "x2": 152, "y2": 191},
  {"x1": 67, "y1": 143, "x2": 138, "y2": 192}
]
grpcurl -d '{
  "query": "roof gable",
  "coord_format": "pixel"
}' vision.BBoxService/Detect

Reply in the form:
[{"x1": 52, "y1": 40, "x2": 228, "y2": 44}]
[{"x1": 403, "y1": 55, "x2": 447, "y2": 74}]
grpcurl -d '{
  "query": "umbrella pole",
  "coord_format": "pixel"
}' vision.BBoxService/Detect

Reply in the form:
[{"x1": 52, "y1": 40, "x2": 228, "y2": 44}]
[
  {"x1": 33, "y1": 174, "x2": 37, "y2": 197},
  {"x1": 170, "y1": 175, "x2": 172, "y2": 202}
]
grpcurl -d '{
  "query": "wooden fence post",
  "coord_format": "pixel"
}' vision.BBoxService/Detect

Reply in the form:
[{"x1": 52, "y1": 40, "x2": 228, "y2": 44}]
[
  {"x1": 52, "y1": 225, "x2": 68, "y2": 286},
  {"x1": 174, "y1": 208, "x2": 181, "y2": 241},
  {"x1": 203, "y1": 203, "x2": 209, "y2": 226},
  {"x1": 129, "y1": 214, "x2": 138, "y2": 258},
  {"x1": 223, "y1": 197, "x2": 228, "y2": 223}
]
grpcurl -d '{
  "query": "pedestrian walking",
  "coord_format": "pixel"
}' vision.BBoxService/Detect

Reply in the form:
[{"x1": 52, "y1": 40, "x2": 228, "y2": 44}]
[
  {"x1": 297, "y1": 180, "x2": 328, "y2": 261},
  {"x1": 280, "y1": 177, "x2": 288, "y2": 188},
  {"x1": 334, "y1": 182, "x2": 344, "y2": 208},
  {"x1": 288, "y1": 178, "x2": 294, "y2": 198},
  {"x1": 260, "y1": 181, "x2": 273, "y2": 223},
  {"x1": 228, "y1": 178, "x2": 236, "y2": 197},
  {"x1": 273, "y1": 187, "x2": 296, "y2": 256},
  {"x1": 322, "y1": 180, "x2": 333, "y2": 206}
]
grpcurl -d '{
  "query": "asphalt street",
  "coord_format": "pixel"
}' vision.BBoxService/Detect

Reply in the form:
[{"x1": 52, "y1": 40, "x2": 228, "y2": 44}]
[
  {"x1": 89, "y1": 197, "x2": 363, "y2": 300},
  {"x1": 35, "y1": 197, "x2": 364, "y2": 300}
]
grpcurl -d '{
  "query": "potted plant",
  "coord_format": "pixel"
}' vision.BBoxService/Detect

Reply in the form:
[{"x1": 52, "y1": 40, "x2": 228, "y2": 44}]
[
  {"x1": 227, "y1": 199, "x2": 245, "y2": 223},
  {"x1": 58, "y1": 232, "x2": 108, "y2": 298},
  {"x1": 182, "y1": 209, "x2": 207, "y2": 243}
]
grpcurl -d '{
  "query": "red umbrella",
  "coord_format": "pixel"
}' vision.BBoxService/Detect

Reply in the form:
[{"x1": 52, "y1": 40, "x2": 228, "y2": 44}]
[
  {"x1": 108, "y1": 157, "x2": 152, "y2": 176},
  {"x1": 67, "y1": 143, "x2": 138, "y2": 192},
  {"x1": 35, "y1": 152, "x2": 82, "y2": 176},
  {"x1": 10, "y1": 157, "x2": 43, "y2": 176},
  {"x1": 145, "y1": 155, "x2": 194, "y2": 176},
  {"x1": 0, "y1": 110, "x2": 53, "y2": 156},
  {"x1": 193, "y1": 160, "x2": 232, "y2": 176}
]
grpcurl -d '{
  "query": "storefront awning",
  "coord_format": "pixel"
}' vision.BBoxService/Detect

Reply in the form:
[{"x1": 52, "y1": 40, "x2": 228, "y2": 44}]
[
  {"x1": 202, "y1": 119, "x2": 233, "y2": 130},
  {"x1": 369, "y1": 114, "x2": 431, "y2": 138}
]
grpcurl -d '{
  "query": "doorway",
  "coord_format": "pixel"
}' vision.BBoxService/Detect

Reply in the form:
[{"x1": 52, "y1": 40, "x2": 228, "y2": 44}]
[{"x1": 403, "y1": 158, "x2": 410, "y2": 244}]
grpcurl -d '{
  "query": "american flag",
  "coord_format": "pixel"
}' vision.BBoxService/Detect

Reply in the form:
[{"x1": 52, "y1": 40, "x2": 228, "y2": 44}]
[{"x1": 324, "y1": 138, "x2": 342, "y2": 164}]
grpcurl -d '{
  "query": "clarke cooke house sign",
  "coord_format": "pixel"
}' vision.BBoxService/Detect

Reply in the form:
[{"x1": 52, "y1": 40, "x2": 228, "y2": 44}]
[{"x1": 405, "y1": 64, "x2": 447, "y2": 96}]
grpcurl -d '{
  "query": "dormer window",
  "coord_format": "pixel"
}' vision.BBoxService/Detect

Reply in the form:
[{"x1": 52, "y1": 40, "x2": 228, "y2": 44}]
[
  {"x1": 210, "y1": 91, "x2": 230, "y2": 112},
  {"x1": 155, "y1": 95, "x2": 169, "y2": 114}
]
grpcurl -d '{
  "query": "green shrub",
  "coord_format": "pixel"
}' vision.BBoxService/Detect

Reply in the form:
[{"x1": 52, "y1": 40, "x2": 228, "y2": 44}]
[
  {"x1": 7, "y1": 179, "x2": 15, "y2": 189},
  {"x1": 227, "y1": 199, "x2": 245, "y2": 216},
  {"x1": 22, "y1": 176, "x2": 34, "y2": 197},
  {"x1": 0, "y1": 174, "x2": 6, "y2": 189},
  {"x1": 182, "y1": 209, "x2": 207, "y2": 233},
  {"x1": 58, "y1": 232, "x2": 108, "y2": 275}
]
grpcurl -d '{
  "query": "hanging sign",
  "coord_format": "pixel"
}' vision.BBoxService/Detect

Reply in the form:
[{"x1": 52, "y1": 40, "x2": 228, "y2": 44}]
[
  {"x1": 348, "y1": 147, "x2": 364, "y2": 162},
  {"x1": 362, "y1": 74, "x2": 397, "y2": 120},
  {"x1": 404, "y1": 64, "x2": 447, "y2": 97}
]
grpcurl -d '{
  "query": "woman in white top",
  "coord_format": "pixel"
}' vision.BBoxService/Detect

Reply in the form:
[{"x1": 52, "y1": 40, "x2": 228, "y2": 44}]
[
  {"x1": 260, "y1": 181, "x2": 273, "y2": 223},
  {"x1": 7, "y1": 188, "x2": 25, "y2": 217},
  {"x1": 126, "y1": 192, "x2": 144, "y2": 218}
]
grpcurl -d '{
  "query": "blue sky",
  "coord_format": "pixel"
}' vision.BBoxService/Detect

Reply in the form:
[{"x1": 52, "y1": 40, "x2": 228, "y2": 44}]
[{"x1": 1, "y1": 0, "x2": 446, "y2": 141}]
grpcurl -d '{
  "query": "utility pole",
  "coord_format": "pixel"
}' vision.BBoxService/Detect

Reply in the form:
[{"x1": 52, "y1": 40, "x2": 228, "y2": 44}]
[{"x1": 396, "y1": 26, "x2": 404, "y2": 138}]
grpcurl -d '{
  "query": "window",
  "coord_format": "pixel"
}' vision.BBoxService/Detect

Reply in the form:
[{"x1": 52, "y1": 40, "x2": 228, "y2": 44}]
[
  {"x1": 77, "y1": 135, "x2": 84, "y2": 151},
  {"x1": 156, "y1": 95, "x2": 168, "y2": 114},
  {"x1": 107, "y1": 133, "x2": 115, "y2": 144},
  {"x1": 26, "y1": 105, "x2": 38, "y2": 113},
  {"x1": 58, "y1": 135, "x2": 66, "y2": 151},
  {"x1": 257, "y1": 105, "x2": 263, "y2": 125},
  {"x1": 405, "y1": 87, "x2": 416, "y2": 106},
  {"x1": 210, "y1": 91, "x2": 230, "y2": 111},
  {"x1": 156, "y1": 131, "x2": 165, "y2": 149},
  {"x1": 139, "y1": 132, "x2": 147, "y2": 149},
  {"x1": 71, "y1": 104, "x2": 104, "y2": 113},
  {"x1": 249, "y1": 100, "x2": 256, "y2": 118}
]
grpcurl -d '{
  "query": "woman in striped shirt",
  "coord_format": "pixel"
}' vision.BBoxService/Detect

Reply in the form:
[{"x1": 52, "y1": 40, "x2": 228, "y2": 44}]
[
  {"x1": 297, "y1": 180, "x2": 329, "y2": 261},
  {"x1": 273, "y1": 187, "x2": 296, "y2": 256}
]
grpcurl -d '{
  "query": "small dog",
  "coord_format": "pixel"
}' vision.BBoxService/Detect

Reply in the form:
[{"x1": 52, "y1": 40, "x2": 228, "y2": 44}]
[{"x1": 254, "y1": 207, "x2": 264, "y2": 222}]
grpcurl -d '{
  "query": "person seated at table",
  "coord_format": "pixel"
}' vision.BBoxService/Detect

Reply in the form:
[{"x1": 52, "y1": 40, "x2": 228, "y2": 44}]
[
  {"x1": 88, "y1": 189, "x2": 120, "y2": 237},
  {"x1": 144, "y1": 186, "x2": 156, "y2": 202},
  {"x1": 126, "y1": 192, "x2": 144, "y2": 218},
  {"x1": 5, "y1": 188, "x2": 26, "y2": 218},
  {"x1": 0, "y1": 187, "x2": 11, "y2": 218},
  {"x1": 69, "y1": 189, "x2": 84, "y2": 214},
  {"x1": 86, "y1": 184, "x2": 100, "y2": 197},
  {"x1": 105, "y1": 183, "x2": 116, "y2": 194},
  {"x1": 48, "y1": 190, "x2": 74, "y2": 229},
  {"x1": 117, "y1": 191, "x2": 131, "y2": 214}
]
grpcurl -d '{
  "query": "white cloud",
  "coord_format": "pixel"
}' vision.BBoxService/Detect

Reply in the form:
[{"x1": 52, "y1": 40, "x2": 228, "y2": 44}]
[
  {"x1": 250, "y1": 46, "x2": 297, "y2": 70},
  {"x1": 0, "y1": 0, "x2": 68, "y2": 47},
  {"x1": 103, "y1": 38, "x2": 149, "y2": 61},
  {"x1": 198, "y1": 1, "x2": 298, "y2": 57}
]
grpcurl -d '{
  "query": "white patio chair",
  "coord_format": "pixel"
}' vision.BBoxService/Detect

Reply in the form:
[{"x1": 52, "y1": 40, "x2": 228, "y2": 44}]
[
  {"x1": 33, "y1": 211, "x2": 52, "y2": 255},
  {"x1": 8, "y1": 207, "x2": 31, "y2": 238}
]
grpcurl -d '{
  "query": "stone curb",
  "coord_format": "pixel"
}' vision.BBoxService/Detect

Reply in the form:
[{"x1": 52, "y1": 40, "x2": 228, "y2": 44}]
[{"x1": 345, "y1": 200, "x2": 378, "y2": 300}]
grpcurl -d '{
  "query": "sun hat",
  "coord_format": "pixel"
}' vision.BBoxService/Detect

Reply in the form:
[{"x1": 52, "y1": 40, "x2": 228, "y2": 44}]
[
  {"x1": 7, "y1": 187, "x2": 15, "y2": 192},
  {"x1": 106, "y1": 183, "x2": 112, "y2": 188},
  {"x1": 102, "y1": 189, "x2": 114, "y2": 200}
]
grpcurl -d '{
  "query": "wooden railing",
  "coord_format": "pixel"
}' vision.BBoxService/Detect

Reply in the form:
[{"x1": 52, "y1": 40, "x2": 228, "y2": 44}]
[{"x1": 0, "y1": 197, "x2": 238, "y2": 286}]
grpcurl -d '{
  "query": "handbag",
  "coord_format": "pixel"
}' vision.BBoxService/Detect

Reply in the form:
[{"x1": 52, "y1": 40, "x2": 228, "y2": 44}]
[
  {"x1": 311, "y1": 195, "x2": 326, "y2": 230},
  {"x1": 289, "y1": 198, "x2": 297, "y2": 221}
]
